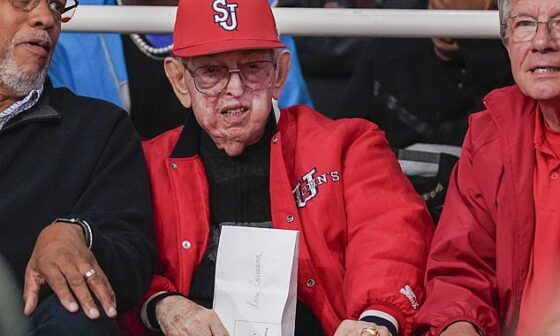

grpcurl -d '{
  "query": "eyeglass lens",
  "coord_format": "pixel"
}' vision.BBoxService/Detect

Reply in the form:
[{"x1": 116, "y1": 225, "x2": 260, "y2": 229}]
[
  {"x1": 508, "y1": 15, "x2": 560, "y2": 41},
  {"x1": 9, "y1": 0, "x2": 78, "y2": 22},
  {"x1": 61, "y1": 0, "x2": 78, "y2": 22},
  {"x1": 192, "y1": 61, "x2": 275, "y2": 95}
]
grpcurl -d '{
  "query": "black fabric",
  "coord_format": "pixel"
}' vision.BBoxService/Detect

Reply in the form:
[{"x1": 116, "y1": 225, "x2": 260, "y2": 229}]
[
  {"x1": 337, "y1": 38, "x2": 513, "y2": 148},
  {"x1": 30, "y1": 294, "x2": 119, "y2": 335},
  {"x1": 0, "y1": 82, "x2": 156, "y2": 312},
  {"x1": 398, "y1": 150, "x2": 459, "y2": 224},
  {"x1": 122, "y1": 35, "x2": 189, "y2": 139},
  {"x1": 277, "y1": 0, "x2": 427, "y2": 118},
  {"x1": 188, "y1": 118, "x2": 324, "y2": 335},
  {"x1": 189, "y1": 125, "x2": 274, "y2": 308},
  {"x1": 170, "y1": 112, "x2": 201, "y2": 158},
  {"x1": 361, "y1": 315, "x2": 397, "y2": 336},
  {"x1": 294, "y1": 301, "x2": 325, "y2": 336}
]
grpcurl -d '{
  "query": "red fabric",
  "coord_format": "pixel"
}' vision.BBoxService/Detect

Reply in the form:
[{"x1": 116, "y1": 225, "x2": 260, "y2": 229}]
[
  {"x1": 121, "y1": 105, "x2": 433, "y2": 335},
  {"x1": 516, "y1": 112, "x2": 560, "y2": 335},
  {"x1": 414, "y1": 85, "x2": 539, "y2": 336},
  {"x1": 173, "y1": 0, "x2": 285, "y2": 57}
]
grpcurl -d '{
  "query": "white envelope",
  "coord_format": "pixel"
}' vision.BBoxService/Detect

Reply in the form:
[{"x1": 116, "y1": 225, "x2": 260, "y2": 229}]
[{"x1": 213, "y1": 226, "x2": 299, "y2": 336}]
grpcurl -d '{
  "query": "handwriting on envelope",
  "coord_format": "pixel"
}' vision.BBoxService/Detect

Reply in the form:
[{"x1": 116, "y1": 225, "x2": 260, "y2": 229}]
[
  {"x1": 235, "y1": 321, "x2": 281, "y2": 336},
  {"x1": 246, "y1": 252, "x2": 263, "y2": 310},
  {"x1": 214, "y1": 226, "x2": 299, "y2": 336}
]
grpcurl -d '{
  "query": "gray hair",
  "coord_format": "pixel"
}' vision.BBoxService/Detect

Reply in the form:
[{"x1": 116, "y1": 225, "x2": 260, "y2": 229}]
[{"x1": 497, "y1": 0, "x2": 512, "y2": 41}]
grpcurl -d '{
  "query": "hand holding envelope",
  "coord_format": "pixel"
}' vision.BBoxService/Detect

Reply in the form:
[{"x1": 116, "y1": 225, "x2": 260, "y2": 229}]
[
  {"x1": 334, "y1": 320, "x2": 392, "y2": 336},
  {"x1": 155, "y1": 295, "x2": 229, "y2": 336}
]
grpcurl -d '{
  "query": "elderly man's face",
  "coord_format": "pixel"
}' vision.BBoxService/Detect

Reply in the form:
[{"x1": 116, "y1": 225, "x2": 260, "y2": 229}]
[
  {"x1": 0, "y1": 0, "x2": 60, "y2": 97},
  {"x1": 506, "y1": 0, "x2": 560, "y2": 102},
  {"x1": 168, "y1": 49, "x2": 290, "y2": 156}
]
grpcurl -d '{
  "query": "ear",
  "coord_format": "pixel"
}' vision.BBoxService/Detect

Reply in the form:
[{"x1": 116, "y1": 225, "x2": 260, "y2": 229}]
[
  {"x1": 272, "y1": 50, "x2": 291, "y2": 100},
  {"x1": 164, "y1": 57, "x2": 192, "y2": 108},
  {"x1": 503, "y1": 36, "x2": 512, "y2": 56}
]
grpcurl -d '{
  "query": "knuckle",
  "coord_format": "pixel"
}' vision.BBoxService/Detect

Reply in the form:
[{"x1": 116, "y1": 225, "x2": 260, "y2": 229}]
[
  {"x1": 68, "y1": 276, "x2": 85, "y2": 287},
  {"x1": 206, "y1": 310, "x2": 219, "y2": 321},
  {"x1": 171, "y1": 315, "x2": 181, "y2": 325},
  {"x1": 45, "y1": 275, "x2": 67, "y2": 288},
  {"x1": 105, "y1": 290, "x2": 116, "y2": 303},
  {"x1": 36, "y1": 259, "x2": 56, "y2": 273},
  {"x1": 194, "y1": 312, "x2": 206, "y2": 322},
  {"x1": 341, "y1": 319, "x2": 352, "y2": 327},
  {"x1": 80, "y1": 296, "x2": 95, "y2": 308},
  {"x1": 90, "y1": 272, "x2": 107, "y2": 287}
]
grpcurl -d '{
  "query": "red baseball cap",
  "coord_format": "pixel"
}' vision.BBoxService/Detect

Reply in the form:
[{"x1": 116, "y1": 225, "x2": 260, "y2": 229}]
[{"x1": 173, "y1": 0, "x2": 286, "y2": 57}]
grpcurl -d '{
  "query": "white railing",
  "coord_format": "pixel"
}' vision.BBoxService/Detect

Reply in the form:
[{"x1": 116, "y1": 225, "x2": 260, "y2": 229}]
[{"x1": 62, "y1": 7, "x2": 501, "y2": 38}]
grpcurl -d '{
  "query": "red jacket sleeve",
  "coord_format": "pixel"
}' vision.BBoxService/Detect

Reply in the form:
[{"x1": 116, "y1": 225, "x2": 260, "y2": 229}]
[
  {"x1": 342, "y1": 122, "x2": 434, "y2": 335},
  {"x1": 414, "y1": 126, "x2": 500, "y2": 336},
  {"x1": 119, "y1": 274, "x2": 179, "y2": 335}
]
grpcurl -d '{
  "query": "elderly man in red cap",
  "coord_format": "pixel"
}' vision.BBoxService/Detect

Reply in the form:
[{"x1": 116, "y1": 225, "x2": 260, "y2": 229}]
[{"x1": 121, "y1": 0, "x2": 433, "y2": 335}]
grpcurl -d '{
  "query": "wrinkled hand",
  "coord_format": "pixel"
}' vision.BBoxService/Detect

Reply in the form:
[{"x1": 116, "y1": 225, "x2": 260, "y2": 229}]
[
  {"x1": 428, "y1": 0, "x2": 495, "y2": 10},
  {"x1": 156, "y1": 295, "x2": 229, "y2": 336},
  {"x1": 23, "y1": 222, "x2": 116, "y2": 320},
  {"x1": 334, "y1": 319, "x2": 392, "y2": 336},
  {"x1": 441, "y1": 321, "x2": 480, "y2": 336}
]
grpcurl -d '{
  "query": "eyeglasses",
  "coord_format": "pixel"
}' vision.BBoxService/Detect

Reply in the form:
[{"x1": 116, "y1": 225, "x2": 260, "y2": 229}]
[
  {"x1": 184, "y1": 60, "x2": 276, "y2": 96},
  {"x1": 9, "y1": 0, "x2": 79, "y2": 22},
  {"x1": 502, "y1": 15, "x2": 560, "y2": 42}
]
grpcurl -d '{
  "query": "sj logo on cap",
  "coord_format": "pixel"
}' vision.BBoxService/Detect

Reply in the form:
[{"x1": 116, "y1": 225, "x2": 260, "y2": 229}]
[{"x1": 213, "y1": 0, "x2": 238, "y2": 31}]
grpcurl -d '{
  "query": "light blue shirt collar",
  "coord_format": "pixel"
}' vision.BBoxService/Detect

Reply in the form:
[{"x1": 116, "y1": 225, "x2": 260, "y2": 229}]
[{"x1": 0, "y1": 85, "x2": 44, "y2": 130}]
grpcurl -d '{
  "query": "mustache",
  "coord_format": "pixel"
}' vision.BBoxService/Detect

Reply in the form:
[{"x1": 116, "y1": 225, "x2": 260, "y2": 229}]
[{"x1": 14, "y1": 30, "x2": 53, "y2": 50}]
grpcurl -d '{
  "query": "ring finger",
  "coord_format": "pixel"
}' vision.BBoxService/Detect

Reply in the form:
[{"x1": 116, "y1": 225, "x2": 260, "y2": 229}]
[
  {"x1": 60, "y1": 263, "x2": 100, "y2": 319},
  {"x1": 83, "y1": 265, "x2": 117, "y2": 318}
]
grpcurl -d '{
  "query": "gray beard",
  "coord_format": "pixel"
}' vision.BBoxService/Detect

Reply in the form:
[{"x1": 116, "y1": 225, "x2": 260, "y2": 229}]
[{"x1": 0, "y1": 49, "x2": 48, "y2": 97}]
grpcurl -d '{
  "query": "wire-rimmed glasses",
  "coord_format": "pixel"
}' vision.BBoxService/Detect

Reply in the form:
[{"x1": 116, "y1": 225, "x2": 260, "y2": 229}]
[
  {"x1": 184, "y1": 60, "x2": 277, "y2": 96},
  {"x1": 502, "y1": 15, "x2": 560, "y2": 42}
]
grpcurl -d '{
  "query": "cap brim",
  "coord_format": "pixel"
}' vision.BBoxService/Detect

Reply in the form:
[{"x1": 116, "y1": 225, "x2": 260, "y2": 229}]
[{"x1": 173, "y1": 39, "x2": 286, "y2": 57}]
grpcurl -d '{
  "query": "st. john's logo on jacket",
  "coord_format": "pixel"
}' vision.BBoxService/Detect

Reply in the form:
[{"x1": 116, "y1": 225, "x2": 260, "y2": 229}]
[{"x1": 292, "y1": 167, "x2": 340, "y2": 208}]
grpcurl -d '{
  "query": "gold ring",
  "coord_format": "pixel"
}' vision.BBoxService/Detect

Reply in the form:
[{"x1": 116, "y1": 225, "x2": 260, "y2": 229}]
[
  {"x1": 84, "y1": 269, "x2": 96, "y2": 281},
  {"x1": 361, "y1": 326, "x2": 380, "y2": 336}
]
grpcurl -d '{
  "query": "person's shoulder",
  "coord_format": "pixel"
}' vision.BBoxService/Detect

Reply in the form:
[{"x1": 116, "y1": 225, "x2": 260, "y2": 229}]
[
  {"x1": 466, "y1": 85, "x2": 532, "y2": 150},
  {"x1": 465, "y1": 109, "x2": 497, "y2": 150},
  {"x1": 282, "y1": 104, "x2": 331, "y2": 124},
  {"x1": 282, "y1": 104, "x2": 381, "y2": 132},
  {"x1": 460, "y1": 87, "x2": 516, "y2": 157},
  {"x1": 143, "y1": 126, "x2": 183, "y2": 145},
  {"x1": 142, "y1": 126, "x2": 184, "y2": 159},
  {"x1": 48, "y1": 86, "x2": 125, "y2": 120},
  {"x1": 484, "y1": 85, "x2": 528, "y2": 105},
  {"x1": 280, "y1": 105, "x2": 386, "y2": 150}
]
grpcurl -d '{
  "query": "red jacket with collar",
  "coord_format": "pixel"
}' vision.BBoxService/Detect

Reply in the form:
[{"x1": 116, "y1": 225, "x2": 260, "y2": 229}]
[
  {"x1": 122, "y1": 105, "x2": 433, "y2": 335},
  {"x1": 414, "y1": 85, "x2": 538, "y2": 336}
]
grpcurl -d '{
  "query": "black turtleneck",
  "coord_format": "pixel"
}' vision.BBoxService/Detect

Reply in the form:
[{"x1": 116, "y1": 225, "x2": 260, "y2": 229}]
[
  {"x1": 189, "y1": 118, "x2": 324, "y2": 336},
  {"x1": 189, "y1": 122, "x2": 274, "y2": 306}
]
